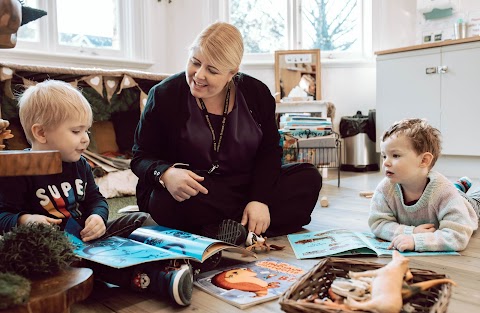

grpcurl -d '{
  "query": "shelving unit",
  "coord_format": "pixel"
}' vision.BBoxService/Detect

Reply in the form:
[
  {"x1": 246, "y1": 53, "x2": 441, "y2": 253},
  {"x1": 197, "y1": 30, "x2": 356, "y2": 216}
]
[
  {"x1": 276, "y1": 101, "x2": 341, "y2": 187},
  {"x1": 282, "y1": 132, "x2": 341, "y2": 187}
]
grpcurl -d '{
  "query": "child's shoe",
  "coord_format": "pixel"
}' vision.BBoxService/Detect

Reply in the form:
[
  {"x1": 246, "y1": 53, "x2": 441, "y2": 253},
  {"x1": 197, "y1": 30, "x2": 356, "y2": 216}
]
[
  {"x1": 215, "y1": 219, "x2": 247, "y2": 246},
  {"x1": 201, "y1": 219, "x2": 247, "y2": 246},
  {"x1": 216, "y1": 219, "x2": 248, "y2": 245},
  {"x1": 454, "y1": 176, "x2": 472, "y2": 193},
  {"x1": 131, "y1": 260, "x2": 193, "y2": 306}
]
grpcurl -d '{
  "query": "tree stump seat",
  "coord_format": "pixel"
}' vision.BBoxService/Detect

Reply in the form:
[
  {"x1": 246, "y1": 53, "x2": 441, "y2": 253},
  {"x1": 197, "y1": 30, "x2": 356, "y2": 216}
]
[{"x1": 6, "y1": 267, "x2": 94, "y2": 313}]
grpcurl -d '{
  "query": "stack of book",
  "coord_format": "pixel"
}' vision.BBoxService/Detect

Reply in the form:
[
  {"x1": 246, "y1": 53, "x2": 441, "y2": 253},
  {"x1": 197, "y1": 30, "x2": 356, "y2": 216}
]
[{"x1": 279, "y1": 113, "x2": 332, "y2": 137}]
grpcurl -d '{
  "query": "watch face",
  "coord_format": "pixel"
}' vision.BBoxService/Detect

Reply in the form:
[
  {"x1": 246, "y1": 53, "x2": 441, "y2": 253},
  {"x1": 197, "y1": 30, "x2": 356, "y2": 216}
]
[
  {"x1": 153, "y1": 169, "x2": 166, "y2": 188},
  {"x1": 159, "y1": 178, "x2": 166, "y2": 188}
]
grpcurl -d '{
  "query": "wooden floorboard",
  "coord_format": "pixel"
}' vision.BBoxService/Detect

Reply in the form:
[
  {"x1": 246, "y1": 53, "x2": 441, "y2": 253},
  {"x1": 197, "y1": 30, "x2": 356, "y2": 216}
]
[{"x1": 72, "y1": 169, "x2": 480, "y2": 313}]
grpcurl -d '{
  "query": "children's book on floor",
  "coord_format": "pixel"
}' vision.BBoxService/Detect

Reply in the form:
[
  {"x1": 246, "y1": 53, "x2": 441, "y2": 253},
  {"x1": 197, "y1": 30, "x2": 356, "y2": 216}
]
[
  {"x1": 65, "y1": 219, "x2": 256, "y2": 268},
  {"x1": 288, "y1": 229, "x2": 460, "y2": 259},
  {"x1": 194, "y1": 257, "x2": 307, "y2": 309}
]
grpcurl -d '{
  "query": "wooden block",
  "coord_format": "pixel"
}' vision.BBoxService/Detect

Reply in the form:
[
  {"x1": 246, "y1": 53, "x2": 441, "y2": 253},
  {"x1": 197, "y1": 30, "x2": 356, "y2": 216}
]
[
  {"x1": 0, "y1": 150, "x2": 62, "y2": 176},
  {"x1": 320, "y1": 196, "x2": 329, "y2": 207},
  {"x1": 10, "y1": 267, "x2": 94, "y2": 313},
  {"x1": 359, "y1": 191, "x2": 374, "y2": 198}
]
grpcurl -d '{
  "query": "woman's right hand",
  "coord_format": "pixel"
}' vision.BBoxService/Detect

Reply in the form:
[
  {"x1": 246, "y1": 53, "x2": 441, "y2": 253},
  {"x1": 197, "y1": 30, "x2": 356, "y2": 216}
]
[{"x1": 161, "y1": 168, "x2": 208, "y2": 202}]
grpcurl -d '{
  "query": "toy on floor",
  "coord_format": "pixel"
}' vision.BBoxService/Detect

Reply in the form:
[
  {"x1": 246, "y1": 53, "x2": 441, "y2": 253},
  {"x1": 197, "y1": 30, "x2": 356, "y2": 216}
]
[
  {"x1": 320, "y1": 196, "x2": 329, "y2": 207},
  {"x1": 360, "y1": 191, "x2": 374, "y2": 198},
  {"x1": 344, "y1": 251, "x2": 455, "y2": 313},
  {"x1": 344, "y1": 251, "x2": 415, "y2": 313},
  {"x1": 244, "y1": 232, "x2": 285, "y2": 253},
  {"x1": 0, "y1": 118, "x2": 14, "y2": 150},
  {"x1": 300, "y1": 252, "x2": 456, "y2": 313}
]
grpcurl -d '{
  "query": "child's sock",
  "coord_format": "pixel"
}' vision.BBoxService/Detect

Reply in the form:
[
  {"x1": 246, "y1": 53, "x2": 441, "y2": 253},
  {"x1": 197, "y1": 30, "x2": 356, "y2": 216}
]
[{"x1": 454, "y1": 176, "x2": 472, "y2": 193}]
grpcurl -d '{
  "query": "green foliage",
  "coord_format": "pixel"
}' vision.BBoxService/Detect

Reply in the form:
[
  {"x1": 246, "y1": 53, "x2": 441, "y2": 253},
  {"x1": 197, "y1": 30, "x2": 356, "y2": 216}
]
[
  {"x1": 0, "y1": 80, "x2": 141, "y2": 122},
  {"x1": 0, "y1": 272, "x2": 31, "y2": 310},
  {"x1": 0, "y1": 223, "x2": 76, "y2": 279},
  {"x1": 83, "y1": 86, "x2": 140, "y2": 122}
]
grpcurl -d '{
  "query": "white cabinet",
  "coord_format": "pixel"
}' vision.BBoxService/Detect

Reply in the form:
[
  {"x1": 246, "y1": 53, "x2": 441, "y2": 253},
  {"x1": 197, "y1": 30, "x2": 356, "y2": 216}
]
[{"x1": 376, "y1": 41, "x2": 480, "y2": 156}]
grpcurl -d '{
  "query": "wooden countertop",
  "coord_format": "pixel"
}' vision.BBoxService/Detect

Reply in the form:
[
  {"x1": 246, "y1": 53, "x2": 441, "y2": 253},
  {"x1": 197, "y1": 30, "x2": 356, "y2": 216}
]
[{"x1": 376, "y1": 36, "x2": 480, "y2": 55}]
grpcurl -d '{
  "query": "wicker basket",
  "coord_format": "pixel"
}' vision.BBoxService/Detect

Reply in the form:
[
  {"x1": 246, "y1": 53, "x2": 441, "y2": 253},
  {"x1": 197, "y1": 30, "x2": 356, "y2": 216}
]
[{"x1": 279, "y1": 257, "x2": 452, "y2": 313}]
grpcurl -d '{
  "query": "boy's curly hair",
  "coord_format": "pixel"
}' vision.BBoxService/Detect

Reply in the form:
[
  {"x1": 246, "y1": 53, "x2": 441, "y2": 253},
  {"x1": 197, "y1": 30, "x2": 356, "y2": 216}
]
[{"x1": 382, "y1": 118, "x2": 441, "y2": 168}]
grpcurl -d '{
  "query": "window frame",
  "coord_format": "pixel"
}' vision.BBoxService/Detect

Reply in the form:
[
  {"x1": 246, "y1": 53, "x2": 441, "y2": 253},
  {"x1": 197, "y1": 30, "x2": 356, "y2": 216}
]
[
  {"x1": 216, "y1": 0, "x2": 373, "y2": 65},
  {"x1": 2, "y1": 0, "x2": 153, "y2": 69}
]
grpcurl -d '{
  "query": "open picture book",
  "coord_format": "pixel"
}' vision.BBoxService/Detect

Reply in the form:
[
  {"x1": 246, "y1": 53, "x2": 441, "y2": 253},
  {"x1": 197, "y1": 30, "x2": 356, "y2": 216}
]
[
  {"x1": 194, "y1": 257, "x2": 307, "y2": 309},
  {"x1": 65, "y1": 219, "x2": 256, "y2": 268},
  {"x1": 288, "y1": 228, "x2": 460, "y2": 259}
]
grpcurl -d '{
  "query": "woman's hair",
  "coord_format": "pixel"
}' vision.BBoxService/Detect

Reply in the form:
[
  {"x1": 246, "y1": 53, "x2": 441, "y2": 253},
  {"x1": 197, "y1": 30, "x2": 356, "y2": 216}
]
[
  {"x1": 189, "y1": 22, "x2": 244, "y2": 73},
  {"x1": 18, "y1": 80, "x2": 93, "y2": 143},
  {"x1": 382, "y1": 118, "x2": 442, "y2": 168}
]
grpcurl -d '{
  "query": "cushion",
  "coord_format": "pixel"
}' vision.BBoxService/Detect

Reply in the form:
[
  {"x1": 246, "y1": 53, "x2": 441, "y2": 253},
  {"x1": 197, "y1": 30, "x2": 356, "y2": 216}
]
[{"x1": 89, "y1": 121, "x2": 119, "y2": 154}]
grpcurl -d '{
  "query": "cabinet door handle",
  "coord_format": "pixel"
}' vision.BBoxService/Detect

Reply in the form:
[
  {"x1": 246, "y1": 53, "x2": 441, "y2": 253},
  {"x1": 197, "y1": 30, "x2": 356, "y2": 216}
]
[
  {"x1": 438, "y1": 65, "x2": 448, "y2": 74},
  {"x1": 426, "y1": 67, "x2": 437, "y2": 74}
]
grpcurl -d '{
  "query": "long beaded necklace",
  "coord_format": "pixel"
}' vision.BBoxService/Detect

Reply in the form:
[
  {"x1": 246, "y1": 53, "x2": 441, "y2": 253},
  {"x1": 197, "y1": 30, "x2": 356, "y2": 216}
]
[{"x1": 198, "y1": 82, "x2": 231, "y2": 174}]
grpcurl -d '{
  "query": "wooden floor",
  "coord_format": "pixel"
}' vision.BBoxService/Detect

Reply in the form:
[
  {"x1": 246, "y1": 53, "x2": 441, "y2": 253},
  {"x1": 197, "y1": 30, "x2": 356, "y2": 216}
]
[{"x1": 72, "y1": 170, "x2": 480, "y2": 313}]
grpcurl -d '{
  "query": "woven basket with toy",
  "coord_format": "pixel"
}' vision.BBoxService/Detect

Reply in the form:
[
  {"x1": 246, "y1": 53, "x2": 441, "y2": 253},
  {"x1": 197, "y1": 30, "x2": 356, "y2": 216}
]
[{"x1": 279, "y1": 252, "x2": 455, "y2": 313}]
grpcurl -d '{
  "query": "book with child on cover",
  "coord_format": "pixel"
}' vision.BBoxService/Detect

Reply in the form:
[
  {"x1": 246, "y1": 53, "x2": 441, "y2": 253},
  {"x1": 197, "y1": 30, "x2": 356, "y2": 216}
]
[
  {"x1": 194, "y1": 257, "x2": 307, "y2": 309},
  {"x1": 288, "y1": 228, "x2": 460, "y2": 259},
  {"x1": 65, "y1": 219, "x2": 255, "y2": 269}
]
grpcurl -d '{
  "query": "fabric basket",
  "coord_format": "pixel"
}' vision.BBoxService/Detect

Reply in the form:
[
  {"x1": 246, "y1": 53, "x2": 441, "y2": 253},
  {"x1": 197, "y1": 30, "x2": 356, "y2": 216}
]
[{"x1": 279, "y1": 257, "x2": 452, "y2": 313}]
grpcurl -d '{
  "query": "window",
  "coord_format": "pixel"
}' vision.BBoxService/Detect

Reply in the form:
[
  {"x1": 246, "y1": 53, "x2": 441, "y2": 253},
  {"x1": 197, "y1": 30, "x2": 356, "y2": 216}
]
[
  {"x1": 14, "y1": 0, "x2": 150, "y2": 63},
  {"x1": 221, "y1": 0, "x2": 370, "y2": 61}
]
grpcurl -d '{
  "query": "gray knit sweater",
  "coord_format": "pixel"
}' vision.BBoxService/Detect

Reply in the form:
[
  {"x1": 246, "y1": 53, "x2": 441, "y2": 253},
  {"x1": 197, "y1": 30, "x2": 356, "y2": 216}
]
[{"x1": 369, "y1": 171, "x2": 478, "y2": 252}]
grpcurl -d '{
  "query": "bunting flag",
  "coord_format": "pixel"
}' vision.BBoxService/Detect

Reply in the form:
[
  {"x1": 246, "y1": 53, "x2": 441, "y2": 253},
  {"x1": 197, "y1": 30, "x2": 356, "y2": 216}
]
[
  {"x1": 0, "y1": 67, "x2": 13, "y2": 81},
  {"x1": 103, "y1": 76, "x2": 121, "y2": 102},
  {"x1": 69, "y1": 80, "x2": 78, "y2": 88},
  {"x1": 139, "y1": 90, "x2": 148, "y2": 113},
  {"x1": 0, "y1": 70, "x2": 160, "y2": 112},
  {"x1": 83, "y1": 75, "x2": 104, "y2": 97},
  {"x1": 117, "y1": 75, "x2": 138, "y2": 94}
]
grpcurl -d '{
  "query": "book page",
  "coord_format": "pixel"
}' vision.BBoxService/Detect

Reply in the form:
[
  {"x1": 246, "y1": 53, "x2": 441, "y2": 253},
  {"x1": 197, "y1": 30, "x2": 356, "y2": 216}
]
[
  {"x1": 288, "y1": 229, "x2": 374, "y2": 259},
  {"x1": 66, "y1": 233, "x2": 185, "y2": 268},
  {"x1": 128, "y1": 226, "x2": 220, "y2": 261},
  {"x1": 129, "y1": 226, "x2": 255, "y2": 262},
  {"x1": 194, "y1": 258, "x2": 306, "y2": 309},
  {"x1": 65, "y1": 219, "x2": 187, "y2": 268}
]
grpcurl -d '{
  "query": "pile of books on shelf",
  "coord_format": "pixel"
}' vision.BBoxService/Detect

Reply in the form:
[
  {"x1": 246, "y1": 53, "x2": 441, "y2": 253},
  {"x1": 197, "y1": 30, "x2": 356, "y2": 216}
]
[{"x1": 279, "y1": 113, "x2": 332, "y2": 136}]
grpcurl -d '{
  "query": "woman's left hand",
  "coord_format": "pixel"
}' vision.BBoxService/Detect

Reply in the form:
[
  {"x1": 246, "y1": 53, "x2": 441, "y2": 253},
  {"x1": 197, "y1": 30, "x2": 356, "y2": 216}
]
[{"x1": 241, "y1": 201, "x2": 270, "y2": 235}]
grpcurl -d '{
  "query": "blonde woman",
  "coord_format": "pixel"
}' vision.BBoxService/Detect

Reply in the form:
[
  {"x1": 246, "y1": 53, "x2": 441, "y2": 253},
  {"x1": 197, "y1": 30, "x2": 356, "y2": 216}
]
[{"x1": 132, "y1": 22, "x2": 322, "y2": 243}]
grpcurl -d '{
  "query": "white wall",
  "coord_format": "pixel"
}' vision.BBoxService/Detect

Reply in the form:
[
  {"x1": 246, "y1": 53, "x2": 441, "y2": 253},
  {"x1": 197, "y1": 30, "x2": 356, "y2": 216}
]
[{"x1": 150, "y1": 0, "x2": 384, "y2": 133}]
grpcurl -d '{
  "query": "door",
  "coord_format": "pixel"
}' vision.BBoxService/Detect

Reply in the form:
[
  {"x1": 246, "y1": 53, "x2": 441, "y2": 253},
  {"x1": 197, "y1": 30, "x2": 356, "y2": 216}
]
[
  {"x1": 376, "y1": 48, "x2": 442, "y2": 151},
  {"x1": 440, "y1": 43, "x2": 480, "y2": 155}
]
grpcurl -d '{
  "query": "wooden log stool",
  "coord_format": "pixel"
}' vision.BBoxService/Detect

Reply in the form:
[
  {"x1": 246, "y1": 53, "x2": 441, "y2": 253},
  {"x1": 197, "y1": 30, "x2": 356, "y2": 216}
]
[{"x1": 7, "y1": 267, "x2": 94, "y2": 313}]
